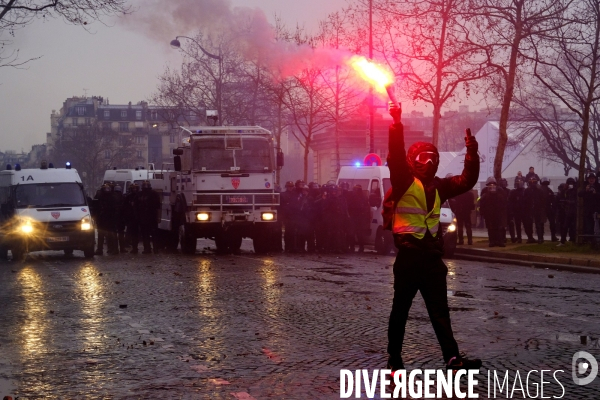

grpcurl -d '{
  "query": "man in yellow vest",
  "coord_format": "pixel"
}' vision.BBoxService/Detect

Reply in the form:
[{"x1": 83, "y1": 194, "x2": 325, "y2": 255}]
[{"x1": 385, "y1": 104, "x2": 481, "y2": 373}]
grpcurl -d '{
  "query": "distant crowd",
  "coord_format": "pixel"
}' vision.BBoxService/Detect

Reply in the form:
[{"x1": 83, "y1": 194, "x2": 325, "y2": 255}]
[{"x1": 450, "y1": 166, "x2": 597, "y2": 247}]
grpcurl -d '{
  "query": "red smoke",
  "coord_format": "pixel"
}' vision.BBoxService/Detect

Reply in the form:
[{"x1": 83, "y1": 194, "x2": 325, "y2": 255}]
[{"x1": 124, "y1": 0, "x2": 352, "y2": 77}]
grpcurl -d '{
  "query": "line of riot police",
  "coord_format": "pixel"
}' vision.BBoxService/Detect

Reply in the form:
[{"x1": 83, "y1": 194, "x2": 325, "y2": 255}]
[
  {"x1": 90, "y1": 180, "x2": 161, "y2": 255},
  {"x1": 478, "y1": 174, "x2": 585, "y2": 246},
  {"x1": 278, "y1": 180, "x2": 371, "y2": 254}
]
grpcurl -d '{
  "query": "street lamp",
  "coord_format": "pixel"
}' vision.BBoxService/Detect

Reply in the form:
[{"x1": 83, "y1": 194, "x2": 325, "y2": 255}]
[{"x1": 170, "y1": 35, "x2": 223, "y2": 126}]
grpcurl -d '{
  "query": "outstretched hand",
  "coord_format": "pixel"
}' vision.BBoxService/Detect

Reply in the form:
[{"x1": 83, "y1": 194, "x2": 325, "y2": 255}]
[
  {"x1": 389, "y1": 103, "x2": 402, "y2": 124},
  {"x1": 465, "y1": 135, "x2": 478, "y2": 151}
]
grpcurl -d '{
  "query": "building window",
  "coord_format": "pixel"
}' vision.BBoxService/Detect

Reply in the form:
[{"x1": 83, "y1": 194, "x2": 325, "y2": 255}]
[
  {"x1": 121, "y1": 110, "x2": 127, "y2": 118},
  {"x1": 189, "y1": 111, "x2": 197, "y2": 121},
  {"x1": 76, "y1": 106, "x2": 85, "y2": 116},
  {"x1": 104, "y1": 150, "x2": 111, "y2": 160},
  {"x1": 134, "y1": 136, "x2": 144, "y2": 144},
  {"x1": 72, "y1": 118, "x2": 78, "y2": 126},
  {"x1": 151, "y1": 110, "x2": 158, "y2": 120},
  {"x1": 136, "y1": 110, "x2": 142, "y2": 120},
  {"x1": 119, "y1": 122, "x2": 129, "y2": 132},
  {"x1": 137, "y1": 150, "x2": 143, "y2": 158},
  {"x1": 104, "y1": 110, "x2": 110, "y2": 119},
  {"x1": 169, "y1": 134, "x2": 175, "y2": 144}
]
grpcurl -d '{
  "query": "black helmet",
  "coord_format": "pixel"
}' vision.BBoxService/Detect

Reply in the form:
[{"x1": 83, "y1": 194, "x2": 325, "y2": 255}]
[
  {"x1": 285, "y1": 181, "x2": 294, "y2": 188},
  {"x1": 114, "y1": 185, "x2": 123, "y2": 193},
  {"x1": 295, "y1": 179, "x2": 305, "y2": 189},
  {"x1": 541, "y1": 177, "x2": 550, "y2": 185},
  {"x1": 142, "y1": 180, "x2": 152, "y2": 190},
  {"x1": 499, "y1": 178, "x2": 508, "y2": 188},
  {"x1": 566, "y1": 177, "x2": 576, "y2": 185},
  {"x1": 485, "y1": 176, "x2": 497, "y2": 186},
  {"x1": 102, "y1": 184, "x2": 111, "y2": 192},
  {"x1": 340, "y1": 181, "x2": 350, "y2": 191}
]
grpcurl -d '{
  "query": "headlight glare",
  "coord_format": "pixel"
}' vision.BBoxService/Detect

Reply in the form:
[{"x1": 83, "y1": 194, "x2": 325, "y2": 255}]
[
  {"x1": 20, "y1": 222, "x2": 33, "y2": 234},
  {"x1": 196, "y1": 212, "x2": 210, "y2": 221},
  {"x1": 81, "y1": 216, "x2": 92, "y2": 231},
  {"x1": 261, "y1": 212, "x2": 274, "y2": 221},
  {"x1": 447, "y1": 223, "x2": 456, "y2": 233}
]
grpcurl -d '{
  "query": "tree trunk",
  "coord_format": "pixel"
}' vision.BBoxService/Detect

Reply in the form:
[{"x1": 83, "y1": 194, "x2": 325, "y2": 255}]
[
  {"x1": 303, "y1": 142, "x2": 310, "y2": 183},
  {"x1": 432, "y1": 7, "x2": 448, "y2": 148},
  {"x1": 494, "y1": 34, "x2": 521, "y2": 180},
  {"x1": 432, "y1": 103, "x2": 442, "y2": 148}
]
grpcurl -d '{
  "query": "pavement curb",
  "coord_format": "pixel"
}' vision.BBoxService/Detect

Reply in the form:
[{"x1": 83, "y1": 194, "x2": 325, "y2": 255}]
[{"x1": 454, "y1": 248, "x2": 600, "y2": 274}]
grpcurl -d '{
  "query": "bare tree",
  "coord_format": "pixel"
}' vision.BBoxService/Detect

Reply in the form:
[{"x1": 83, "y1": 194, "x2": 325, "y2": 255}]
[
  {"x1": 468, "y1": 0, "x2": 573, "y2": 180},
  {"x1": 50, "y1": 125, "x2": 136, "y2": 192},
  {"x1": 0, "y1": 0, "x2": 129, "y2": 67},
  {"x1": 315, "y1": 12, "x2": 363, "y2": 174},
  {"x1": 284, "y1": 67, "x2": 333, "y2": 182},
  {"x1": 371, "y1": 0, "x2": 489, "y2": 147}
]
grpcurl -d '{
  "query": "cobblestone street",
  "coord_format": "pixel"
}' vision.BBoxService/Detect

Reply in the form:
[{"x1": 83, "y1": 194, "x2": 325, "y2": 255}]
[{"x1": 1, "y1": 240, "x2": 600, "y2": 399}]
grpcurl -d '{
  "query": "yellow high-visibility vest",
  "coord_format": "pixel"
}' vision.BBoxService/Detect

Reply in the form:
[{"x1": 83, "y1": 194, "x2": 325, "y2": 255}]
[{"x1": 392, "y1": 178, "x2": 441, "y2": 238}]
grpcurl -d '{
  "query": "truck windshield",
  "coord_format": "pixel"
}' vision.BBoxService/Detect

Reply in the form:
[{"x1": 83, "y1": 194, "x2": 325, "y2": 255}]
[
  {"x1": 15, "y1": 183, "x2": 86, "y2": 208},
  {"x1": 192, "y1": 137, "x2": 272, "y2": 172}
]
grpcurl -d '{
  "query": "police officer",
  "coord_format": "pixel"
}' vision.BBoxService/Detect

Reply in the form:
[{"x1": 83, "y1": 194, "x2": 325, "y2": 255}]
[
  {"x1": 347, "y1": 184, "x2": 371, "y2": 252},
  {"x1": 523, "y1": 177, "x2": 546, "y2": 243},
  {"x1": 94, "y1": 184, "x2": 114, "y2": 255},
  {"x1": 324, "y1": 184, "x2": 348, "y2": 253},
  {"x1": 449, "y1": 188, "x2": 474, "y2": 245},
  {"x1": 578, "y1": 173, "x2": 600, "y2": 237},
  {"x1": 280, "y1": 181, "x2": 297, "y2": 252},
  {"x1": 558, "y1": 178, "x2": 577, "y2": 245},
  {"x1": 125, "y1": 184, "x2": 140, "y2": 253},
  {"x1": 385, "y1": 104, "x2": 481, "y2": 373},
  {"x1": 135, "y1": 180, "x2": 161, "y2": 254},
  {"x1": 540, "y1": 177, "x2": 559, "y2": 242},
  {"x1": 113, "y1": 185, "x2": 127, "y2": 253},
  {"x1": 480, "y1": 177, "x2": 507, "y2": 247},
  {"x1": 305, "y1": 182, "x2": 321, "y2": 253},
  {"x1": 508, "y1": 178, "x2": 526, "y2": 243}
]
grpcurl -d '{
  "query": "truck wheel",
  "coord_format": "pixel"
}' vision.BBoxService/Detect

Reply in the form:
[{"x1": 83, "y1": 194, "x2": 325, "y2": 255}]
[
  {"x1": 180, "y1": 226, "x2": 197, "y2": 255},
  {"x1": 83, "y1": 246, "x2": 95, "y2": 258}
]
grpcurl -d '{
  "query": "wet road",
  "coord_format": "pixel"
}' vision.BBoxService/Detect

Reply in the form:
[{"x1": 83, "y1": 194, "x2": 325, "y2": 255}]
[{"x1": 1, "y1": 240, "x2": 600, "y2": 399}]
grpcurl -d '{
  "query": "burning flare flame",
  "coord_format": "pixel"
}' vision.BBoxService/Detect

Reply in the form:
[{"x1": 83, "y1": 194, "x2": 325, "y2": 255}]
[{"x1": 349, "y1": 56, "x2": 394, "y2": 94}]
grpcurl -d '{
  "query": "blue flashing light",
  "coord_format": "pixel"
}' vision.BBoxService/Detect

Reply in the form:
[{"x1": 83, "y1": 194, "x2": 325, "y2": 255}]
[
  {"x1": 15, "y1": 163, "x2": 21, "y2": 171},
  {"x1": 354, "y1": 161, "x2": 361, "y2": 167},
  {"x1": 65, "y1": 162, "x2": 71, "y2": 169}
]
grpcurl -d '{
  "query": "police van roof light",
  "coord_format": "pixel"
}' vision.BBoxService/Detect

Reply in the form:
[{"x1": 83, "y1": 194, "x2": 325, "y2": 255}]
[
  {"x1": 66, "y1": 162, "x2": 72, "y2": 169},
  {"x1": 354, "y1": 162, "x2": 361, "y2": 167},
  {"x1": 5, "y1": 164, "x2": 11, "y2": 170},
  {"x1": 40, "y1": 160, "x2": 48, "y2": 169},
  {"x1": 15, "y1": 164, "x2": 21, "y2": 171},
  {"x1": 48, "y1": 162, "x2": 54, "y2": 168}
]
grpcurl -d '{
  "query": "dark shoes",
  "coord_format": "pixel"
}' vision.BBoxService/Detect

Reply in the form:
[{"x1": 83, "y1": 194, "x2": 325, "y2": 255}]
[
  {"x1": 526, "y1": 238, "x2": 537, "y2": 244},
  {"x1": 447, "y1": 356, "x2": 482, "y2": 371}
]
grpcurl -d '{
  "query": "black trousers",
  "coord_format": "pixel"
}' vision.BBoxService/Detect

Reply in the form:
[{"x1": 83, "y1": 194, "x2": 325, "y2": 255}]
[
  {"x1": 387, "y1": 248, "x2": 460, "y2": 369},
  {"x1": 456, "y1": 213, "x2": 472, "y2": 243}
]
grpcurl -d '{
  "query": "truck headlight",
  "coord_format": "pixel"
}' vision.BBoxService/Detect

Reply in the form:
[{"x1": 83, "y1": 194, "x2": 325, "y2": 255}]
[
  {"x1": 447, "y1": 223, "x2": 456, "y2": 233},
  {"x1": 81, "y1": 216, "x2": 92, "y2": 231},
  {"x1": 261, "y1": 212, "x2": 274, "y2": 221},
  {"x1": 19, "y1": 221, "x2": 33, "y2": 234},
  {"x1": 196, "y1": 212, "x2": 211, "y2": 221}
]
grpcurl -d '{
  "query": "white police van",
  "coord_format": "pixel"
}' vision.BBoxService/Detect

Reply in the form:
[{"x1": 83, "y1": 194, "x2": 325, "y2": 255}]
[
  {"x1": 337, "y1": 164, "x2": 457, "y2": 257},
  {"x1": 0, "y1": 162, "x2": 95, "y2": 260},
  {"x1": 102, "y1": 167, "x2": 157, "y2": 192}
]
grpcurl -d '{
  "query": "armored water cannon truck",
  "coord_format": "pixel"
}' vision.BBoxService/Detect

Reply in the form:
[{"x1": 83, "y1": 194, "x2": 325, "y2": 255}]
[{"x1": 150, "y1": 126, "x2": 283, "y2": 254}]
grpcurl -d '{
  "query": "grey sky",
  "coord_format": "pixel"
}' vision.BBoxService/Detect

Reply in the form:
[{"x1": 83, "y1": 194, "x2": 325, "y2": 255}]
[{"x1": 0, "y1": 0, "x2": 347, "y2": 152}]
